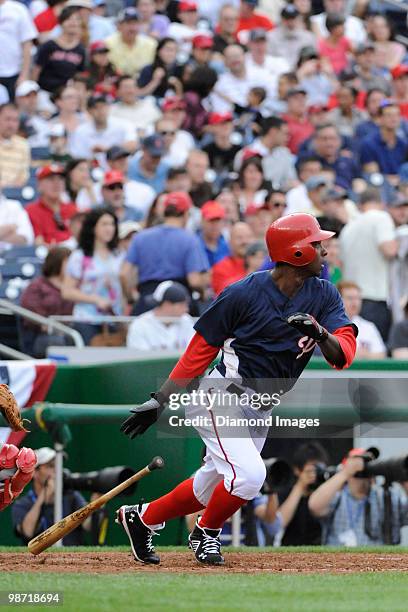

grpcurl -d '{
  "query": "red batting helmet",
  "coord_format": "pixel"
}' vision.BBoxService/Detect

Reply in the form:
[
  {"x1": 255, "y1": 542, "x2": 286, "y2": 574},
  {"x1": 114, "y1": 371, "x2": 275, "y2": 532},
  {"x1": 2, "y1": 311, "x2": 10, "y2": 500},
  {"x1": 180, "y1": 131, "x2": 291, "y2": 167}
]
[{"x1": 265, "y1": 213, "x2": 335, "y2": 266}]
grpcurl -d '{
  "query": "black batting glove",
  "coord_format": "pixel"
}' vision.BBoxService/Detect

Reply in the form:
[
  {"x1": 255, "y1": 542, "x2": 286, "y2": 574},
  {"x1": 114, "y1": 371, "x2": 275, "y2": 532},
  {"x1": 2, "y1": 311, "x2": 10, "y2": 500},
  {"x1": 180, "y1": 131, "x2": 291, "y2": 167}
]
[
  {"x1": 120, "y1": 393, "x2": 166, "y2": 439},
  {"x1": 286, "y1": 313, "x2": 329, "y2": 343}
]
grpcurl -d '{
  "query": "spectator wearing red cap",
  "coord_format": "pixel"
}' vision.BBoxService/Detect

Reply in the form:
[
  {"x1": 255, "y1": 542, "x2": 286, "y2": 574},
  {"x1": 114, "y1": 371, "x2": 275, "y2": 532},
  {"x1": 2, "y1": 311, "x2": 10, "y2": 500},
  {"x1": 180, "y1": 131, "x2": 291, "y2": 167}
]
[
  {"x1": 110, "y1": 75, "x2": 161, "y2": 131},
  {"x1": 167, "y1": 1, "x2": 202, "y2": 56},
  {"x1": 121, "y1": 191, "x2": 209, "y2": 314},
  {"x1": 137, "y1": 0, "x2": 170, "y2": 39},
  {"x1": 236, "y1": 0, "x2": 274, "y2": 38},
  {"x1": 203, "y1": 112, "x2": 241, "y2": 174},
  {"x1": 105, "y1": 7, "x2": 157, "y2": 78},
  {"x1": 197, "y1": 201, "x2": 230, "y2": 268},
  {"x1": 211, "y1": 221, "x2": 254, "y2": 295},
  {"x1": 86, "y1": 41, "x2": 120, "y2": 97},
  {"x1": 244, "y1": 202, "x2": 271, "y2": 240},
  {"x1": 101, "y1": 170, "x2": 142, "y2": 223},
  {"x1": 26, "y1": 165, "x2": 78, "y2": 246},
  {"x1": 102, "y1": 145, "x2": 155, "y2": 219},
  {"x1": 137, "y1": 37, "x2": 181, "y2": 99},
  {"x1": 391, "y1": 65, "x2": 408, "y2": 120}
]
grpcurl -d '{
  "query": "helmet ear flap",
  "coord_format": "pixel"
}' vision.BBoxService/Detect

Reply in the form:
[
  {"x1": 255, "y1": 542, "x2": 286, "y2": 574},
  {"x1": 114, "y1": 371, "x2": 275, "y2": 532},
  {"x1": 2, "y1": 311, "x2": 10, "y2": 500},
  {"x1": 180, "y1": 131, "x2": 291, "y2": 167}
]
[{"x1": 289, "y1": 243, "x2": 316, "y2": 265}]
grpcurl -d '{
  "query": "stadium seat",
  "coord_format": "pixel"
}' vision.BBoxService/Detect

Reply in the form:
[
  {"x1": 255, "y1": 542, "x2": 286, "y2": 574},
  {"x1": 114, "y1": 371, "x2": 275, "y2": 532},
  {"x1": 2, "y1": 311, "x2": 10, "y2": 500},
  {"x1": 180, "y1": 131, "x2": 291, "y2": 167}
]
[
  {"x1": 2, "y1": 185, "x2": 37, "y2": 205},
  {"x1": 3, "y1": 245, "x2": 47, "y2": 261},
  {"x1": 30, "y1": 146, "x2": 51, "y2": 161},
  {"x1": 0, "y1": 261, "x2": 41, "y2": 281}
]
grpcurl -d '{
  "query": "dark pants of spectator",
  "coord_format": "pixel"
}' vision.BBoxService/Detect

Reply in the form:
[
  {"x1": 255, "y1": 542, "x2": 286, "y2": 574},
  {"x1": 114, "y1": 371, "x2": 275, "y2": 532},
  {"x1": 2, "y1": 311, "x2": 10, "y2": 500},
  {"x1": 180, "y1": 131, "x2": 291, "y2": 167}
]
[
  {"x1": 21, "y1": 329, "x2": 74, "y2": 358},
  {"x1": 361, "y1": 299, "x2": 392, "y2": 343},
  {"x1": 0, "y1": 75, "x2": 18, "y2": 101},
  {"x1": 74, "y1": 323, "x2": 103, "y2": 345}
]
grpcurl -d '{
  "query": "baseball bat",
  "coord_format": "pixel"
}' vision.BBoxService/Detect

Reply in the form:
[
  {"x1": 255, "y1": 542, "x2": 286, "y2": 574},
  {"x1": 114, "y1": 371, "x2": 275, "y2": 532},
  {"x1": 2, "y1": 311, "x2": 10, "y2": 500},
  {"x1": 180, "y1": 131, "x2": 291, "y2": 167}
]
[{"x1": 28, "y1": 456, "x2": 165, "y2": 555}]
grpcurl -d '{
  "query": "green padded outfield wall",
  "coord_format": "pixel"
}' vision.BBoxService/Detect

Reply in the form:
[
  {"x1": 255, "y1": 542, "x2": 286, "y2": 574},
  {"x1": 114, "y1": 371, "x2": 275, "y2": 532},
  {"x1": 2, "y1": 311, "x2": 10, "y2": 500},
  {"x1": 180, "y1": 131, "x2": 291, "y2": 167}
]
[{"x1": 0, "y1": 358, "x2": 407, "y2": 546}]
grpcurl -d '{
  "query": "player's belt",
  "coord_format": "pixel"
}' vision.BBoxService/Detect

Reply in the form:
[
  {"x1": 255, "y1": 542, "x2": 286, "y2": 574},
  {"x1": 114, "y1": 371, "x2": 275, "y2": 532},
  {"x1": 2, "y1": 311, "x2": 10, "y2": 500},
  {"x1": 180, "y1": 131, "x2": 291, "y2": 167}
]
[{"x1": 226, "y1": 383, "x2": 247, "y2": 397}]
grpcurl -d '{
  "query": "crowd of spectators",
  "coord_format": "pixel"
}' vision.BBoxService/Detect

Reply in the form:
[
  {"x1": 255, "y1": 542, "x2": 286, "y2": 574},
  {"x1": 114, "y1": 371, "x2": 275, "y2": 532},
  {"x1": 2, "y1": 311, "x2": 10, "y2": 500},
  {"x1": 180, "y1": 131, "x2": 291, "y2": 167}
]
[{"x1": 1, "y1": 0, "x2": 408, "y2": 355}]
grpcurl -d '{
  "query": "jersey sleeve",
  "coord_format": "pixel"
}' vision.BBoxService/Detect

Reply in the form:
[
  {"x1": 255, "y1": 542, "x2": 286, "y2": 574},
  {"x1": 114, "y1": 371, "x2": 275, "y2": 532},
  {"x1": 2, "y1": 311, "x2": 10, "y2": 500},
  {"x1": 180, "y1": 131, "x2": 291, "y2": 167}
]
[{"x1": 194, "y1": 283, "x2": 248, "y2": 347}]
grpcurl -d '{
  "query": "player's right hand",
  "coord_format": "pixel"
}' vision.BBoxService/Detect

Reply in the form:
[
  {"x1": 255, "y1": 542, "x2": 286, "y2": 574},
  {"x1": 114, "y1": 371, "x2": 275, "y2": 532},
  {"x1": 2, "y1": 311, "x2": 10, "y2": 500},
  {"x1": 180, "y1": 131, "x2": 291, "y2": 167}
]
[{"x1": 120, "y1": 395, "x2": 165, "y2": 439}]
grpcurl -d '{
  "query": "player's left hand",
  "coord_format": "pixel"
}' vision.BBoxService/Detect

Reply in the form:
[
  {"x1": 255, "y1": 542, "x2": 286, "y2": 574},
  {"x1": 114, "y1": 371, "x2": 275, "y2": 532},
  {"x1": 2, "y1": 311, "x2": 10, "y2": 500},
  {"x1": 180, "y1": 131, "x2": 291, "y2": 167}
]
[{"x1": 286, "y1": 313, "x2": 329, "y2": 343}]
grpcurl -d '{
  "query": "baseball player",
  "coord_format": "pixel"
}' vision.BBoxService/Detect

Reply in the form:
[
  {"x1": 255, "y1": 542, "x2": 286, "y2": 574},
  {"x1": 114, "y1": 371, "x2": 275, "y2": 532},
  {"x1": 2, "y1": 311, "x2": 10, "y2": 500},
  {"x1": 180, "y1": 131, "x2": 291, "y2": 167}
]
[{"x1": 117, "y1": 213, "x2": 358, "y2": 565}]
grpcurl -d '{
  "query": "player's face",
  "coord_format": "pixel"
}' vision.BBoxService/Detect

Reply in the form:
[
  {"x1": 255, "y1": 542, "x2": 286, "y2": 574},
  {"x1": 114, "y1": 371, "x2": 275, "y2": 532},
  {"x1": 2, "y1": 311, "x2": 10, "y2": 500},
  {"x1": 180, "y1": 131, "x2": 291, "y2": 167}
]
[{"x1": 307, "y1": 241, "x2": 327, "y2": 276}]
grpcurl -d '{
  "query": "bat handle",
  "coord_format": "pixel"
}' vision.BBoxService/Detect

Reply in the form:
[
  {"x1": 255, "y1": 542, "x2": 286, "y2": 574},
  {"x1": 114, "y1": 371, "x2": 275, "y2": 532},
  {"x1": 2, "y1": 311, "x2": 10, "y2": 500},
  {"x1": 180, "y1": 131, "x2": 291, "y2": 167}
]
[{"x1": 147, "y1": 456, "x2": 165, "y2": 471}]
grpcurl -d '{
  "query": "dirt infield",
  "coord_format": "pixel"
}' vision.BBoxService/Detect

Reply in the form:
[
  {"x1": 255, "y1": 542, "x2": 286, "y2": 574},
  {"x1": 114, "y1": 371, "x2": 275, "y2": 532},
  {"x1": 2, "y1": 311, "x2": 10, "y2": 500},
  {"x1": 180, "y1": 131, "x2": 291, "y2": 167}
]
[{"x1": 1, "y1": 551, "x2": 408, "y2": 574}]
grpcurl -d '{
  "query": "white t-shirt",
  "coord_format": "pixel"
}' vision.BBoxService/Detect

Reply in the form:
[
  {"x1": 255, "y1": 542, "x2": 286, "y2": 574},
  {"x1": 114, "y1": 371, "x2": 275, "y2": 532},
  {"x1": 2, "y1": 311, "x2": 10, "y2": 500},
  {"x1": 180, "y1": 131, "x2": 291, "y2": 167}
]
[
  {"x1": 286, "y1": 184, "x2": 312, "y2": 215},
  {"x1": 127, "y1": 310, "x2": 195, "y2": 351},
  {"x1": 245, "y1": 54, "x2": 290, "y2": 100},
  {"x1": 162, "y1": 131, "x2": 195, "y2": 168},
  {"x1": 340, "y1": 210, "x2": 396, "y2": 301},
  {"x1": 352, "y1": 314, "x2": 386, "y2": 355},
  {"x1": 109, "y1": 98, "x2": 162, "y2": 135},
  {"x1": 0, "y1": 1, "x2": 38, "y2": 77},
  {"x1": 211, "y1": 66, "x2": 269, "y2": 114},
  {"x1": 68, "y1": 118, "x2": 136, "y2": 165},
  {"x1": 0, "y1": 196, "x2": 34, "y2": 246}
]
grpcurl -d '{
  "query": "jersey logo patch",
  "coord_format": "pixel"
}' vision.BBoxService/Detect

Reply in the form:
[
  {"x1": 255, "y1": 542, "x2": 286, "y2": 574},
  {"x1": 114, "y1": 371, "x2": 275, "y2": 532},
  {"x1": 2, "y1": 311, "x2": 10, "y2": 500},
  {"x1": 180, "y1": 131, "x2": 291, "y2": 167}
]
[{"x1": 296, "y1": 336, "x2": 317, "y2": 360}]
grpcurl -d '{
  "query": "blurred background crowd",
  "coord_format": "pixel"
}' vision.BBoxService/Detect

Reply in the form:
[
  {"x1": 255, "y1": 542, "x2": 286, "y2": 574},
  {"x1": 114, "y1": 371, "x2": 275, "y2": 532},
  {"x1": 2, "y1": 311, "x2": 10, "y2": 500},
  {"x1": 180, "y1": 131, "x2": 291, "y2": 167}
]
[{"x1": 1, "y1": 0, "x2": 408, "y2": 357}]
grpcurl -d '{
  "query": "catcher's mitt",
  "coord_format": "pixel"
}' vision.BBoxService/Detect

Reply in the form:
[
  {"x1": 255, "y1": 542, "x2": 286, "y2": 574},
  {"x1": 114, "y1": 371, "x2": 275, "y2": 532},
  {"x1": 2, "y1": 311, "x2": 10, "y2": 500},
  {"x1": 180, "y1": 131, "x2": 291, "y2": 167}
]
[{"x1": 0, "y1": 384, "x2": 30, "y2": 432}]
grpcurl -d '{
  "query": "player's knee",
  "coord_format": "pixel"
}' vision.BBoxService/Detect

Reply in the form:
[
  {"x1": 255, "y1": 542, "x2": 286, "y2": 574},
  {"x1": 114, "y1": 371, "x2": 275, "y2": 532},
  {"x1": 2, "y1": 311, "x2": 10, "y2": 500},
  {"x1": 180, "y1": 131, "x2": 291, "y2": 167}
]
[{"x1": 229, "y1": 458, "x2": 266, "y2": 500}]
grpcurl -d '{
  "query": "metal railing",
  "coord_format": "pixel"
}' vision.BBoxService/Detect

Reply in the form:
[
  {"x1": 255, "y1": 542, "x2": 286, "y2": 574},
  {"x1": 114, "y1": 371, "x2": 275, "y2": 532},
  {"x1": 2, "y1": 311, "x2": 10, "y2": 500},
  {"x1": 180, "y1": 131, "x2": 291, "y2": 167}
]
[
  {"x1": 0, "y1": 343, "x2": 30, "y2": 360},
  {"x1": 0, "y1": 298, "x2": 85, "y2": 349}
]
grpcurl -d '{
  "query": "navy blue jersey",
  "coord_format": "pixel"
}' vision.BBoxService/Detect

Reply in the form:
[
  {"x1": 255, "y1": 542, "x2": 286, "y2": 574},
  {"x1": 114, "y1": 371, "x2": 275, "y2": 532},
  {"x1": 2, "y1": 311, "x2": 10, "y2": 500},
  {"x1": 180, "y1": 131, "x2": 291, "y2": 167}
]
[{"x1": 194, "y1": 271, "x2": 353, "y2": 390}]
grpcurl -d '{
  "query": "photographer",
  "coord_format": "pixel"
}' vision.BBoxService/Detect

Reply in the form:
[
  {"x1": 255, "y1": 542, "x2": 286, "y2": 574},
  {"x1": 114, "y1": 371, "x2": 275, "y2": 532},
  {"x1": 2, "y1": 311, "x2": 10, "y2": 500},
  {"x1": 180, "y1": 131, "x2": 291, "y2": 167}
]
[
  {"x1": 309, "y1": 449, "x2": 408, "y2": 546},
  {"x1": 11, "y1": 447, "x2": 98, "y2": 546},
  {"x1": 275, "y1": 442, "x2": 329, "y2": 546}
]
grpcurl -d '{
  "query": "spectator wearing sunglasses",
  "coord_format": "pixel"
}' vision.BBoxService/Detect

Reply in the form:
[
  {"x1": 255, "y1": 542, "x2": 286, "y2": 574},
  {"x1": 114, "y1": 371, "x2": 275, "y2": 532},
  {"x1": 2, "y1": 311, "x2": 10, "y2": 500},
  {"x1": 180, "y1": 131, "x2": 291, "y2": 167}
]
[
  {"x1": 100, "y1": 170, "x2": 142, "y2": 223},
  {"x1": 26, "y1": 164, "x2": 78, "y2": 246},
  {"x1": 264, "y1": 189, "x2": 288, "y2": 221},
  {"x1": 155, "y1": 116, "x2": 195, "y2": 169}
]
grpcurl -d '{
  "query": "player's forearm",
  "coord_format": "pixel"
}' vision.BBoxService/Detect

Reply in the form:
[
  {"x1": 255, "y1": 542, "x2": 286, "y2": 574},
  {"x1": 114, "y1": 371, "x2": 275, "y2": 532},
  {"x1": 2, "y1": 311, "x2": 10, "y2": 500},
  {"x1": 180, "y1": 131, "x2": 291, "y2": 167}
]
[
  {"x1": 308, "y1": 471, "x2": 348, "y2": 517},
  {"x1": 277, "y1": 483, "x2": 304, "y2": 527},
  {"x1": 319, "y1": 334, "x2": 346, "y2": 368}
]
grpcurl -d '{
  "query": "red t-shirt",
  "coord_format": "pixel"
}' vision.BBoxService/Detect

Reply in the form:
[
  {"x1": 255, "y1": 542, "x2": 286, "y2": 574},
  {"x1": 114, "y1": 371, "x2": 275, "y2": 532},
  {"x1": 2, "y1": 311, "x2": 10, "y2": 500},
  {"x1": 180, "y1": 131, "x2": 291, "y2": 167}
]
[
  {"x1": 318, "y1": 36, "x2": 351, "y2": 75},
  {"x1": 211, "y1": 256, "x2": 246, "y2": 296},
  {"x1": 34, "y1": 8, "x2": 58, "y2": 33},
  {"x1": 282, "y1": 113, "x2": 315, "y2": 154},
  {"x1": 236, "y1": 14, "x2": 274, "y2": 35},
  {"x1": 26, "y1": 199, "x2": 78, "y2": 245}
]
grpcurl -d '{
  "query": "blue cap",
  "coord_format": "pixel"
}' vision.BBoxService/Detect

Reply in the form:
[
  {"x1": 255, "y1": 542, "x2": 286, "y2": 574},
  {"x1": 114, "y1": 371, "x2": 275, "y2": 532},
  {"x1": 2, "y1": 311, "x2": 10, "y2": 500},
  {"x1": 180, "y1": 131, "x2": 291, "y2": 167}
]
[
  {"x1": 142, "y1": 134, "x2": 166, "y2": 156},
  {"x1": 305, "y1": 175, "x2": 328, "y2": 191},
  {"x1": 151, "y1": 281, "x2": 190, "y2": 304}
]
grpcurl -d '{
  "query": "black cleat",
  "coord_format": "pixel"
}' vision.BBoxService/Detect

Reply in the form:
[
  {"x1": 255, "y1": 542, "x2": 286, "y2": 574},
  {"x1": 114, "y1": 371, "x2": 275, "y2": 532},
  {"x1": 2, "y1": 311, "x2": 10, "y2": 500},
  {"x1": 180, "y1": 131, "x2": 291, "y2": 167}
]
[
  {"x1": 116, "y1": 504, "x2": 160, "y2": 565},
  {"x1": 188, "y1": 521, "x2": 225, "y2": 566}
]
